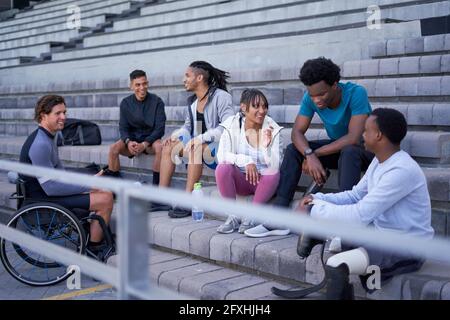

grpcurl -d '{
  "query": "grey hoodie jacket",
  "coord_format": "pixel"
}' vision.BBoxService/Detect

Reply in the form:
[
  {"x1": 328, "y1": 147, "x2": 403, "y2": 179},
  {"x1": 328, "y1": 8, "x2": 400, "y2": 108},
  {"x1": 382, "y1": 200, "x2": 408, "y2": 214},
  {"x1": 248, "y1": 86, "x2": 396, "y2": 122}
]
[{"x1": 171, "y1": 88, "x2": 234, "y2": 143}]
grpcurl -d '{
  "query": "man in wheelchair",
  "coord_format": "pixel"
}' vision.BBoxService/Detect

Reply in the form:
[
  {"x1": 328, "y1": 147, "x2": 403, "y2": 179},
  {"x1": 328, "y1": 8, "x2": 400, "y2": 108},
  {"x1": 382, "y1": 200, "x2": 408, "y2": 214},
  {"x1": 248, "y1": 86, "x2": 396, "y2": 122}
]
[{"x1": 19, "y1": 95, "x2": 114, "y2": 251}]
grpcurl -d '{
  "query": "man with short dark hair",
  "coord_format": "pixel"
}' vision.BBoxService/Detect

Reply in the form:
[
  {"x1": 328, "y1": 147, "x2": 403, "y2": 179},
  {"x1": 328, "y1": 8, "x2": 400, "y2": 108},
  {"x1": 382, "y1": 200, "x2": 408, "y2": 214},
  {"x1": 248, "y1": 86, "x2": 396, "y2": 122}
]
[
  {"x1": 274, "y1": 57, "x2": 374, "y2": 207},
  {"x1": 106, "y1": 70, "x2": 166, "y2": 188},
  {"x1": 20, "y1": 95, "x2": 114, "y2": 244},
  {"x1": 296, "y1": 108, "x2": 434, "y2": 299}
]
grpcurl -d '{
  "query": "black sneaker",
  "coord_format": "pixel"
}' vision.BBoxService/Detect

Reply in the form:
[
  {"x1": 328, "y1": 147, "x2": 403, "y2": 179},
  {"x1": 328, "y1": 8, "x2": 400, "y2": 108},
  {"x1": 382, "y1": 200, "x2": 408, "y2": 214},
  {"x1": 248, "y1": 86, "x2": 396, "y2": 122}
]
[{"x1": 168, "y1": 207, "x2": 191, "y2": 218}]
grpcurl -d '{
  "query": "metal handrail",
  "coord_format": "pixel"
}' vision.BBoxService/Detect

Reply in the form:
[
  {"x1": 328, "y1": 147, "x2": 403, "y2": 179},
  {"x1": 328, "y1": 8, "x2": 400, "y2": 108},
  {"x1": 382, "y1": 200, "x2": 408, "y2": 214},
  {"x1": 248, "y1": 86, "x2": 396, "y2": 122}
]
[{"x1": 0, "y1": 159, "x2": 449, "y2": 300}]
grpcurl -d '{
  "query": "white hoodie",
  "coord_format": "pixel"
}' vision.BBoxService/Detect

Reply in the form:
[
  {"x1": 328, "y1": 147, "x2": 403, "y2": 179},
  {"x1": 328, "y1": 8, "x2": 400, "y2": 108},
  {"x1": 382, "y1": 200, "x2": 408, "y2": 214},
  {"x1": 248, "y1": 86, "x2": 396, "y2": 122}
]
[{"x1": 217, "y1": 113, "x2": 284, "y2": 174}]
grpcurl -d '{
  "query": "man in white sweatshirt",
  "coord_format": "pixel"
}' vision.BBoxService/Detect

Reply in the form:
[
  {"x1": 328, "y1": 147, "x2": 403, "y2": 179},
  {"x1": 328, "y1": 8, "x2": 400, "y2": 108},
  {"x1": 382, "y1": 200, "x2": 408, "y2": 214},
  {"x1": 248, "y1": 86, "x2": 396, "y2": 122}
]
[{"x1": 298, "y1": 107, "x2": 434, "y2": 299}]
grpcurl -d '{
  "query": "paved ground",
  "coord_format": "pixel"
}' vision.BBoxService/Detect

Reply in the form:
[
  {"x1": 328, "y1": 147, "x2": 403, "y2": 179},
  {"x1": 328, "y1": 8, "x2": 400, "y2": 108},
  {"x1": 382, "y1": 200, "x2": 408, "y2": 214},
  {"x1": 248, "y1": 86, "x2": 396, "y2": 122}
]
[{"x1": 0, "y1": 258, "x2": 117, "y2": 300}]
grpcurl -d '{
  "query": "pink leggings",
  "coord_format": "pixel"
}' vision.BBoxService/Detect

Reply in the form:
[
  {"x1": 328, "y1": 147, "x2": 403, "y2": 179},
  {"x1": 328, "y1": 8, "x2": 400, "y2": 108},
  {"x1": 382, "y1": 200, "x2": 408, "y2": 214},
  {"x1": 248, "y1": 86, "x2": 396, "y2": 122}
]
[{"x1": 215, "y1": 164, "x2": 280, "y2": 203}]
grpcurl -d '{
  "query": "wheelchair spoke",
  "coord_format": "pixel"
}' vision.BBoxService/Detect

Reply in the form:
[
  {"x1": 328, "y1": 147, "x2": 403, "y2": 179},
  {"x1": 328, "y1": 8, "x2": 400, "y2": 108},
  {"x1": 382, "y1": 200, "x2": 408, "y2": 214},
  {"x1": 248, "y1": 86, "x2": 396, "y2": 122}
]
[
  {"x1": 35, "y1": 210, "x2": 43, "y2": 238},
  {"x1": 44, "y1": 211, "x2": 57, "y2": 238},
  {"x1": 47, "y1": 223, "x2": 81, "y2": 247},
  {"x1": 18, "y1": 216, "x2": 36, "y2": 234}
]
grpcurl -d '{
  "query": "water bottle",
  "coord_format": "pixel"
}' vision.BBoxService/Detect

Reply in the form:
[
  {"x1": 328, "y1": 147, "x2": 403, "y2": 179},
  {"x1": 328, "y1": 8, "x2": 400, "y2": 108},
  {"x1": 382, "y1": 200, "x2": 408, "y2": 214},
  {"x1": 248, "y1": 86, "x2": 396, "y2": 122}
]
[{"x1": 192, "y1": 182, "x2": 204, "y2": 222}]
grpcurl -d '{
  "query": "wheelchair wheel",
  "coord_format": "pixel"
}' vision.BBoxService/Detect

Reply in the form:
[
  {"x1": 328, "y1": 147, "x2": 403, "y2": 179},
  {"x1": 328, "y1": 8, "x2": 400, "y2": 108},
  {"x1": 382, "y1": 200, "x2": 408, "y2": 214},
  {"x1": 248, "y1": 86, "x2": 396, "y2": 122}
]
[{"x1": 0, "y1": 202, "x2": 87, "y2": 286}]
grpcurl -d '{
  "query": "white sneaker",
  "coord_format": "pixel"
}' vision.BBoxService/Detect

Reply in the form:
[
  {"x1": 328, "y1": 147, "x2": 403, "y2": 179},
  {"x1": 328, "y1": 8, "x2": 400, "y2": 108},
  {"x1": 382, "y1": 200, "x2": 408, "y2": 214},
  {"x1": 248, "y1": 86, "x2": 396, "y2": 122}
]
[
  {"x1": 217, "y1": 215, "x2": 240, "y2": 234},
  {"x1": 238, "y1": 218, "x2": 256, "y2": 234},
  {"x1": 244, "y1": 224, "x2": 290, "y2": 238}
]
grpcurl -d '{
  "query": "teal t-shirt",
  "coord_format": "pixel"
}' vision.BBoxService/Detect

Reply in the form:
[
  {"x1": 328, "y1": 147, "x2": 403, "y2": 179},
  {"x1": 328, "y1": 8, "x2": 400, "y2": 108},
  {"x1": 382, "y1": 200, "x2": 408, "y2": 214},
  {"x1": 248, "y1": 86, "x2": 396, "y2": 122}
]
[{"x1": 298, "y1": 82, "x2": 371, "y2": 140}]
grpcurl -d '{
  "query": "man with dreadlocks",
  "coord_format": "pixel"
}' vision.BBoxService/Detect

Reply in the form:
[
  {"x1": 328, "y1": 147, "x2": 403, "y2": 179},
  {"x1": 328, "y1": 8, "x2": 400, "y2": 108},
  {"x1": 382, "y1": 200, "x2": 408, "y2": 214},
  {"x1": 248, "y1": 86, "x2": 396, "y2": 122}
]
[{"x1": 159, "y1": 60, "x2": 234, "y2": 218}]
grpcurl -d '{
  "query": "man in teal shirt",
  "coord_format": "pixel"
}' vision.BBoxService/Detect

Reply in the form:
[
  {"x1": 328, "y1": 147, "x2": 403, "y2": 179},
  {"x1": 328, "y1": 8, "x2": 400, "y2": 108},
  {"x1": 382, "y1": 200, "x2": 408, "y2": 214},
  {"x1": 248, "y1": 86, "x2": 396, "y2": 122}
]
[{"x1": 274, "y1": 57, "x2": 374, "y2": 207}]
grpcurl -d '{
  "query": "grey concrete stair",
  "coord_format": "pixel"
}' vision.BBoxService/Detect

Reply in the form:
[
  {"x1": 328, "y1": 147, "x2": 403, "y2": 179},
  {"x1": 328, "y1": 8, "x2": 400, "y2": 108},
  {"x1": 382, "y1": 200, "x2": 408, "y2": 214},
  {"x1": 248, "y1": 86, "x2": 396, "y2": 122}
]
[
  {"x1": 0, "y1": 19, "x2": 422, "y2": 85},
  {"x1": 0, "y1": 134, "x2": 449, "y2": 202},
  {"x1": 0, "y1": 16, "x2": 106, "y2": 41},
  {"x1": 0, "y1": 57, "x2": 35, "y2": 68},
  {"x1": 0, "y1": 1, "x2": 131, "y2": 29},
  {"x1": 0, "y1": 29, "x2": 81, "y2": 51},
  {"x1": 369, "y1": 34, "x2": 450, "y2": 59},
  {"x1": 0, "y1": 14, "x2": 107, "y2": 37},
  {"x1": 107, "y1": 246, "x2": 322, "y2": 300},
  {"x1": 354, "y1": 76, "x2": 450, "y2": 98},
  {"x1": 145, "y1": 212, "x2": 450, "y2": 300},
  {"x1": 102, "y1": 0, "x2": 449, "y2": 46},
  {"x1": 86, "y1": 0, "x2": 382, "y2": 48},
  {"x1": 52, "y1": 8, "x2": 428, "y2": 62},
  {"x1": 0, "y1": 43, "x2": 55, "y2": 60},
  {"x1": 343, "y1": 54, "x2": 450, "y2": 78},
  {"x1": 12, "y1": 0, "x2": 129, "y2": 21},
  {"x1": 2, "y1": 102, "x2": 449, "y2": 127},
  {"x1": 0, "y1": 174, "x2": 448, "y2": 300}
]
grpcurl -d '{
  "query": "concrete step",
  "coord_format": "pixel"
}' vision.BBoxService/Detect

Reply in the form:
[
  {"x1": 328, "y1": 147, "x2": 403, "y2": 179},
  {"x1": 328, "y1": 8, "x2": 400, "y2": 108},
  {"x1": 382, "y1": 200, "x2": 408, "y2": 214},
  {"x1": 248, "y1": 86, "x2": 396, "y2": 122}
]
[
  {"x1": 13, "y1": 0, "x2": 129, "y2": 21},
  {"x1": 343, "y1": 54, "x2": 450, "y2": 78},
  {"x1": 100, "y1": 0, "x2": 449, "y2": 48},
  {"x1": 0, "y1": 135, "x2": 449, "y2": 203},
  {"x1": 353, "y1": 75, "x2": 450, "y2": 99},
  {"x1": 139, "y1": 0, "x2": 240, "y2": 17},
  {"x1": 133, "y1": 0, "x2": 449, "y2": 30},
  {"x1": 115, "y1": 0, "x2": 330, "y2": 32},
  {"x1": 145, "y1": 211, "x2": 450, "y2": 300},
  {"x1": 0, "y1": 57, "x2": 36, "y2": 68},
  {"x1": 0, "y1": 13, "x2": 106, "y2": 37},
  {"x1": 0, "y1": 29, "x2": 80, "y2": 51},
  {"x1": 1, "y1": 102, "x2": 450, "y2": 129},
  {"x1": 107, "y1": 246, "x2": 324, "y2": 300},
  {"x1": 53, "y1": 4, "x2": 433, "y2": 62},
  {"x1": 1, "y1": 76, "x2": 450, "y2": 109},
  {"x1": 0, "y1": 43, "x2": 52, "y2": 60},
  {"x1": 0, "y1": 19, "x2": 422, "y2": 85},
  {"x1": 0, "y1": 17, "x2": 105, "y2": 42},
  {"x1": 369, "y1": 34, "x2": 450, "y2": 59},
  {"x1": 88, "y1": 0, "x2": 375, "y2": 48},
  {"x1": 1, "y1": 120, "x2": 450, "y2": 163},
  {"x1": 0, "y1": 1, "x2": 131, "y2": 29},
  {"x1": 25, "y1": 0, "x2": 88, "y2": 12},
  {"x1": 0, "y1": 173, "x2": 448, "y2": 300}
]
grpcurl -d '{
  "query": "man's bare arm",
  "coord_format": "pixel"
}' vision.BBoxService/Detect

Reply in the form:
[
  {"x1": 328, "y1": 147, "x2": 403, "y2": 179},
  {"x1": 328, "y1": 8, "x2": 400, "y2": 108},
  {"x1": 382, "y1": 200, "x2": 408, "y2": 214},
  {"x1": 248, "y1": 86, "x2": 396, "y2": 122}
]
[{"x1": 314, "y1": 114, "x2": 368, "y2": 157}]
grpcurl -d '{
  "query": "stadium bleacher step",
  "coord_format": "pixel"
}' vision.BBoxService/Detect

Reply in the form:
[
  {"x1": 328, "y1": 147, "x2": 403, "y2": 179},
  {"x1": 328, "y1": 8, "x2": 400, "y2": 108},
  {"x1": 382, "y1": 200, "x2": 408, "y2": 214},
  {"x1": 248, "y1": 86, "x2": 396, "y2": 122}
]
[
  {"x1": 1, "y1": 0, "x2": 450, "y2": 300},
  {"x1": 106, "y1": 246, "x2": 326, "y2": 300},
  {"x1": 1, "y1": 170, "x2": 448, "y2": 300}
]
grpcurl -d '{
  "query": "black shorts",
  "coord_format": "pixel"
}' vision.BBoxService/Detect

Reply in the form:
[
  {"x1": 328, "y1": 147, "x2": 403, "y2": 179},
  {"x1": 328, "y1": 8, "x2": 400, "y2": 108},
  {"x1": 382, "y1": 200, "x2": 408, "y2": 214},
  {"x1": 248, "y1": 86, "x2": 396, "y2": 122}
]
[{"x1": 39, "y1": 194, "x2": 90, "y2": 211}]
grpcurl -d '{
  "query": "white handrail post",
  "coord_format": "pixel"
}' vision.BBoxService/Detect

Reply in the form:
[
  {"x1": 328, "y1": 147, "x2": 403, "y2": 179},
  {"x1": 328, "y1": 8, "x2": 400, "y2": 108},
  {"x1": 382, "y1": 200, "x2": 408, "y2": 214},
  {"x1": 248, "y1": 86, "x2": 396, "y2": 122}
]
[{"x1": 117, "y1": 188, "x2": 150, "y2": 299}]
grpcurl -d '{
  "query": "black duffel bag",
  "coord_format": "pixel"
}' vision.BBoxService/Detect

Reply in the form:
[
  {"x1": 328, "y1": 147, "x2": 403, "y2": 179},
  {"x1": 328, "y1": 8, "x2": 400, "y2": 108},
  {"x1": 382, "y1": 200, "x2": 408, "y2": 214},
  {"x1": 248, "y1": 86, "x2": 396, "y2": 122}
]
[{"x1": 55, "y1": 118, "x2": 102, "y2": 146}]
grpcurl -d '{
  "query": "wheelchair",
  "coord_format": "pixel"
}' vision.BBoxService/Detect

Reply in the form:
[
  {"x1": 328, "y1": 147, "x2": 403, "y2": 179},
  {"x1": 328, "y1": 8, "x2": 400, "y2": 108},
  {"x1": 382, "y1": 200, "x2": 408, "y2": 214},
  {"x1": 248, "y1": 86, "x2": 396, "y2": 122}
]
[{"x1": 0, "y1": 176, "x2": 115, "y2": 287}]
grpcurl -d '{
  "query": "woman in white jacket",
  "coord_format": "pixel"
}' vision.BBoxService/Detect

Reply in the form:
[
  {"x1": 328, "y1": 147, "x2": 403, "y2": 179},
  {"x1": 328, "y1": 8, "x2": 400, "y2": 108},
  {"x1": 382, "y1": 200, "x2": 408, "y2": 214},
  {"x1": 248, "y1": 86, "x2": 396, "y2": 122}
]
[{"x1": 216, "y1": 89, "x2": 289, "y2": 237}]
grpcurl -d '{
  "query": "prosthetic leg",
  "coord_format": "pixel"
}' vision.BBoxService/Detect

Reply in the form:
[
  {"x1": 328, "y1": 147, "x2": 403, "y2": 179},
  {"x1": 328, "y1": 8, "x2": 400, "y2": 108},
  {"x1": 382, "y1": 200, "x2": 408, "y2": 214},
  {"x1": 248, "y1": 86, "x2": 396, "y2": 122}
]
[{"x1": 272, "y1": 247, "x2": 369, "y2": 300}]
